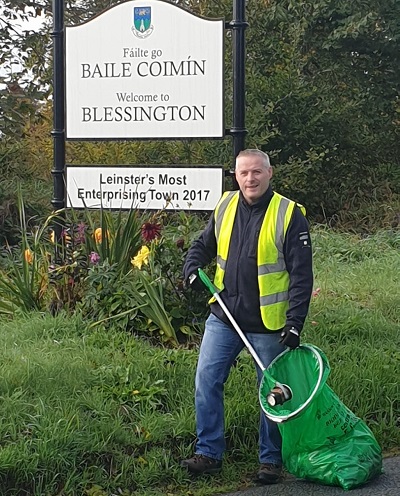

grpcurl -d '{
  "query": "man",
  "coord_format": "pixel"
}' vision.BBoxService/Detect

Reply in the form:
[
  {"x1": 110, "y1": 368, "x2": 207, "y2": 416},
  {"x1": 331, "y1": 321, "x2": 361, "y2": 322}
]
[{"x1": 181, "y1": 149, "x2": 313, "y2": 484}]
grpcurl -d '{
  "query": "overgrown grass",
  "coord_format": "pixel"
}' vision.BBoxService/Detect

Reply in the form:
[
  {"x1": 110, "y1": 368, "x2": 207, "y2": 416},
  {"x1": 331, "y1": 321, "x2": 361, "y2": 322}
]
[{"x1": 0, "y1": 227, "x2": 398, "y2": 495}]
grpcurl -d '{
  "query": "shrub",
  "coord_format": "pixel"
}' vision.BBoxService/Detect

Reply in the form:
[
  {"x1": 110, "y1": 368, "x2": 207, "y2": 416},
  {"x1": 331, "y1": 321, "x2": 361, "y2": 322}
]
[{"x1": 0, "y1": 195, "x2": 210, "y2": 346}]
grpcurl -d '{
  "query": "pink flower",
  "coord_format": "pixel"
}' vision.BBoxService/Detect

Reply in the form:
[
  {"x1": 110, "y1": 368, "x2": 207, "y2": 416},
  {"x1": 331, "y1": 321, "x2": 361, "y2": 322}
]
[
  {"x1": 75, "y1": 222, "x2": 86, "y2": 244},
  {"x1": 90, "y1": 251, "x2": 100, "y2": 265},
  {"x1": 312, "y1": 288, "x2": 321, "y2": 297}
]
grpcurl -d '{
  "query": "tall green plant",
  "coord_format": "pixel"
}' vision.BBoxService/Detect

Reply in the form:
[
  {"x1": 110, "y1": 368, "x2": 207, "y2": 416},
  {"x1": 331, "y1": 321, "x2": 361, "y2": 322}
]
[
  {"x1": 0, "y1": 188, "x2": 53, "y2": 314},
  {"x1": 84, "y1": 243, "x2": 179, "y2": 346},
  {"x1": 45, "y1": 205, "x2": 144, "y2": 313},
  {"x1": 83, "y1": 207, "x2": 142, "y2": 274},
  {"x1": 129, "y1": 243, "x2": 178, "y2": 346},
  {"x1": 77, "y1": 210, "x2": 210, "y2": 345}
]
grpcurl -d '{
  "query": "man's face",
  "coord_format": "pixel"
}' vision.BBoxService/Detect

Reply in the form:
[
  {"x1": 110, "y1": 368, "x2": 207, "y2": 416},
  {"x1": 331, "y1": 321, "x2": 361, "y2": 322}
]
[{"x1": 235, "y1": 155, "x2": 273, "y2": 205}]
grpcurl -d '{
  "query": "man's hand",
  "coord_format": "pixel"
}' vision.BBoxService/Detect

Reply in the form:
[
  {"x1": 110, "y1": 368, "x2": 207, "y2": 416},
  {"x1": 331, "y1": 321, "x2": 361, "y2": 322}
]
[
  {"x1": 279, "y1": 326, "x2": 300, "y2": 349},
  {"x1": 186, "y1": 272, "x2": 205, "y2": 292}
]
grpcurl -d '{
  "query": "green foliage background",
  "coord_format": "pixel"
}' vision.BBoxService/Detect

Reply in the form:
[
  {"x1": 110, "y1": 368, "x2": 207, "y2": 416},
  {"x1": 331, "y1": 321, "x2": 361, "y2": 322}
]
[{"x1": 1, "y1": 0, "x2": 400, "y2": 239}]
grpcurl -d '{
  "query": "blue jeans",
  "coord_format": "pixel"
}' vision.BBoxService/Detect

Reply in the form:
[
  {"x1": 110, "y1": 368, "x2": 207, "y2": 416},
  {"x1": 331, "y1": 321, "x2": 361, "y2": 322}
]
[{"x1": 194, "y1": 313, "x2": 286, "y2": 464}]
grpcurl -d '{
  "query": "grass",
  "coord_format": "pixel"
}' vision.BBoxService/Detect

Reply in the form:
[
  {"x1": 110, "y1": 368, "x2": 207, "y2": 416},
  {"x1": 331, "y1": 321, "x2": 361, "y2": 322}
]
[{"x1": 0, "y1": 227, "x2": 398, "y2": 495}]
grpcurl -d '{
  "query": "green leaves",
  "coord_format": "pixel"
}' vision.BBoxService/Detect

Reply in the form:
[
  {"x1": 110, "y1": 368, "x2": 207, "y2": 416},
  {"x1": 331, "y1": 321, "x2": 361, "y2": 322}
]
[
  {"x1": 83, "y1": 207, "x2": 142, "y2": 275},
  {"x1": 129, "y1": 250, "x2": 179, "y2": 347},
  {"x1": 0, "y1": 188, "x2": 52, "y2": 314},
  {"x1": 82, "y1": 254, "x2": 179, "y2": 346},
  {"x1": 0, "y1": 187, "x2": 209, "y2": 345},
  {"x1": 245, "y1": 0, "x2": 400, "y2": 224},
  {"x1": 69, "y1": 210, "x2": 209, "y2": 345}
]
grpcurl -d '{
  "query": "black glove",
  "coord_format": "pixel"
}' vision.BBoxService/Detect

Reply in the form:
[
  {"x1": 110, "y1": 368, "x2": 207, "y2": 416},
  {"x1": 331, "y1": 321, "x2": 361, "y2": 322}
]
[
  {"x1": 279, "y1": 326, "x2": 300, "y2": 349},
  {"x1": 186, "y1": 272, "x2": 205, "y2": 292}
]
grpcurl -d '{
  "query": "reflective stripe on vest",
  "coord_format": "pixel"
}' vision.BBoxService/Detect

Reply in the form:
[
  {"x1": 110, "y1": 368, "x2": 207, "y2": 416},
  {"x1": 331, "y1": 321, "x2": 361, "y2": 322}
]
[
  {"x1": 213, "y1": 191, "x2": 239, "y2": 290},
  {"x1": 211, "y1": 191, "x2": 306, "y2": 331}
]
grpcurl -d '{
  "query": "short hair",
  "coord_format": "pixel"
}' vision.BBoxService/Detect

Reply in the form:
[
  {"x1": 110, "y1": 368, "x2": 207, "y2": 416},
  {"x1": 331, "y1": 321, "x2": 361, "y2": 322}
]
[{"x1": 235, "y1": 149, "x2": 271, "y2": 169}]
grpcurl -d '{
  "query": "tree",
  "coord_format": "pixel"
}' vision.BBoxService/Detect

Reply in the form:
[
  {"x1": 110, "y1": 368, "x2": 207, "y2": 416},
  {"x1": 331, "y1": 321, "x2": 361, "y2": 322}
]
[
  {"x1": 0, "y1": 2, "x2": 49, "y2": 136},
  {"x1": 244, "y1": 0, "x2": 400, "y2": 221}
]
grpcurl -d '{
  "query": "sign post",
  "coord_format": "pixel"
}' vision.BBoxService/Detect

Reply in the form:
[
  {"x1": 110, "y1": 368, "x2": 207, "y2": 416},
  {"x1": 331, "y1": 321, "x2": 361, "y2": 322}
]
[
  {"x1": 229, "y1": 0, "x2": 248, "y2": 188},
  {"x1": 51, "y1": 0, "x2": 66, "y2": 258}
]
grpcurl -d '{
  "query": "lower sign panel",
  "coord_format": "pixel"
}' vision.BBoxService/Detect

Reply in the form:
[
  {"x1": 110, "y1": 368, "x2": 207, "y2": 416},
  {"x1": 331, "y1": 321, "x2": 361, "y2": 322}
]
[{"x1": 66, "y1": 165, "x2": 224, "y2": 211}]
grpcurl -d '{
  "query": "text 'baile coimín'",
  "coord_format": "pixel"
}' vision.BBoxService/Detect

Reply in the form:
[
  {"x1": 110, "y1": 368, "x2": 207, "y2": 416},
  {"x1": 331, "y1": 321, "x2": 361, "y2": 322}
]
[{"x1": 65, "y1": 0, "x2": 224, "y2": 140}]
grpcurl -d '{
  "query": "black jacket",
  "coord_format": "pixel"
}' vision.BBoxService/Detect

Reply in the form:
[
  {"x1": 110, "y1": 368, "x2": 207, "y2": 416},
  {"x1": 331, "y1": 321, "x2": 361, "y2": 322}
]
[{"x1": 183, "y1": 187, "x2": 314, "y2": 333}]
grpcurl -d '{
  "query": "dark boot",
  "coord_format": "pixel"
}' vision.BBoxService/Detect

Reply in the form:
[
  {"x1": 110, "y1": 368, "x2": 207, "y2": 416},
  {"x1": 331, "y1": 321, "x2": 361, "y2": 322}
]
[
  {"x1": 180, "y1": 454, "x2": 222, "y2": 474},
  {"x1": 257, "y1": 463, "x2": 282, "y2": 484}
]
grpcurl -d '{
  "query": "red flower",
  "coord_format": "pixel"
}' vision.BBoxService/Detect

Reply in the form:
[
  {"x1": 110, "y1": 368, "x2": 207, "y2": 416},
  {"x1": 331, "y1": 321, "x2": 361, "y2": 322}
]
[{"x1": 141, "y1": 222, "x2": 161, "y2": 242}]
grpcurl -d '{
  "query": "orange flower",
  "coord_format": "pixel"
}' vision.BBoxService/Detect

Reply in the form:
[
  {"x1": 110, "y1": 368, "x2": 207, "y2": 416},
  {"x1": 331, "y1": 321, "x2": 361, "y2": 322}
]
[{"x1": 24, "y1": 249, "x2": 33, "y2": 264}]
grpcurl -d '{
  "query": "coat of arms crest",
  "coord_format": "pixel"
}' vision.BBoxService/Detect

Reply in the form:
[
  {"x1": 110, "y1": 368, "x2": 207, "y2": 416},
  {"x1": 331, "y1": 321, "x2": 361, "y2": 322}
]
[{"x1": 132, "y1": 7, "x2": 154, "y2": 38}]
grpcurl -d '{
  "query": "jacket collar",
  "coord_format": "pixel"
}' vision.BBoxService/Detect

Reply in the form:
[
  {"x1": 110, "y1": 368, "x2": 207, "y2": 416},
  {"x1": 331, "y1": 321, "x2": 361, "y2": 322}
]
[{"x1": 239, "y1": 186, "x2": 274, "y2": 210}]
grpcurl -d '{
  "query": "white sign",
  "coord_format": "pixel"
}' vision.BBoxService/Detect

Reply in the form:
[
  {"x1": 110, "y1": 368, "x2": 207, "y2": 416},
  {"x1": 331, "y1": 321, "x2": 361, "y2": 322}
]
[
  {"x1": 65, "y1": 0, "x2": 224, "y2": 139},
  {"x1": 66, "y1": 166, "x2": 224, "y2": 211}
]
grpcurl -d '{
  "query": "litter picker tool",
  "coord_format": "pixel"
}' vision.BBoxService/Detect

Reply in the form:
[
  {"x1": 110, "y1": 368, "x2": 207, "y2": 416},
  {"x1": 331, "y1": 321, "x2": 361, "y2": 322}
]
[{"x1": 197, "y1": 268, "x2": 304, "y2": 416}]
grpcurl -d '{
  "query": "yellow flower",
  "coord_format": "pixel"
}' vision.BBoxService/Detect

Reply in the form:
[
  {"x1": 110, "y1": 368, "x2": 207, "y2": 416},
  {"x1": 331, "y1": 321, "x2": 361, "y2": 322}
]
[
  {"x1": 64, "y1": 233, "x2": 72, "y2": 244},
  {"x1": 131, "y1": 246, "x2": 150, "y2": 269},
  {"x1": 24, "y1": 249, "x2": 33, "y2": 264},
  {"x1": 50, "y1": 230, "x2": 71, "y2": 244},
  {"x1": 94, "y1": 227, "x2": 103, "y2": 243}
]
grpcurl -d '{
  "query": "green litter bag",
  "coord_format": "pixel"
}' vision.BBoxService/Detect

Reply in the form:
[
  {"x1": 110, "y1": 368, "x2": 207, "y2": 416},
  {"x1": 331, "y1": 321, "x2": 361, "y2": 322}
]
[{"x1": 260, "y1": 345, "x2": 382, "y2": 490}]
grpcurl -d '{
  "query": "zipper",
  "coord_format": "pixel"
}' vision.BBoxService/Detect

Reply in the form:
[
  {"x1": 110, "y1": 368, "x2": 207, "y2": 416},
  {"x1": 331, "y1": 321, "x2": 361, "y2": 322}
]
[{"x1": 233, "y1": 208, "x2": 252, "y2": 316}]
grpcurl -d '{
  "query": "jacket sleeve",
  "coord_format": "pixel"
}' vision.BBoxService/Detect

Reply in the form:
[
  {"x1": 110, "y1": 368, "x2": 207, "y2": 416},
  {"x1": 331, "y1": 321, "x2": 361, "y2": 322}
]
[
  {"x1": 183, "y1": 213, "x2": 218, "y2": 283},
  {"x1": 283, "y1": 207, "x2": 314, "y2": 332}
]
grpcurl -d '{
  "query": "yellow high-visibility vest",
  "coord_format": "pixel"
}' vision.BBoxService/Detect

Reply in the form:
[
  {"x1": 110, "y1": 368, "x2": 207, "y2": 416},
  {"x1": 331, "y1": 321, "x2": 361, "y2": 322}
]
[{"x1": 211, "y1": 191, "x2": 306, "y2": 330}]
